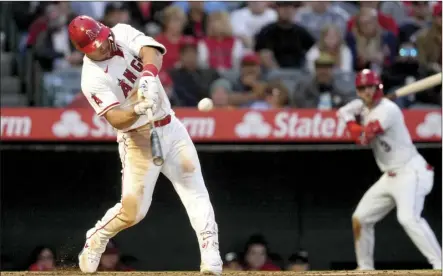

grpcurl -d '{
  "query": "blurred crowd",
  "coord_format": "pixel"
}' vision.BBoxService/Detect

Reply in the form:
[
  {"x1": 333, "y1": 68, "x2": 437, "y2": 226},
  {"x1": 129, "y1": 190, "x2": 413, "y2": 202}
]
[
  {"x1": 9, "y1": 1, "x2": 443, "y2": 109},
  {"x1": 1, "y1": 240, "x2": 136, "y2": 271},
  {"x1": 223, "y1": 234, "x2": 309, "y2": 271},
  {"x1": 1, "y1": 234, "x2": 309, "y2": 272}
]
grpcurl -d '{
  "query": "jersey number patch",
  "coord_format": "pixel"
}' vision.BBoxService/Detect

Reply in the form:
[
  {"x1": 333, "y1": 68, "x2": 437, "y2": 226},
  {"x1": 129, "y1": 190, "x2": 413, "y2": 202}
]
[{"x1": 378, "y1": 139, "x2": 391, "y2": 152}]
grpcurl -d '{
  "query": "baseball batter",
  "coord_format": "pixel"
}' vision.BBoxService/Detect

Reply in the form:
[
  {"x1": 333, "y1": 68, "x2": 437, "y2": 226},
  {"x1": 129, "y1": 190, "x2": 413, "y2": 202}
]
[
  {"x1": 337, "y1": 69, "x2": 442, "y2": 270},
  {"x1": 68, "y1": 16, "x2": 222, "y2": 275}
]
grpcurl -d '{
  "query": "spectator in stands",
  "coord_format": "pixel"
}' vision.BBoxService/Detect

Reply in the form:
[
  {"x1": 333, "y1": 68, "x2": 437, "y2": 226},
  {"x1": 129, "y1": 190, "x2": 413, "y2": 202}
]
[
  {"x1": 379, "y1": 1, "x2": 411, "y2": 27},
  {"x1": 250, "y1": 79, "x2": 289, "y2": 110},
  {"x1": 305, "y1": 24, "x2": 353, "y2": 73},
  {"x1": 118, "y1": 4, "x2": 130, "y2": 25},
  {"x1": 98, "y1": 240, "x2": 134, "y2": 271},
  {"x1": 155, "y1": 5, "x2": 188, "y2": 70},
  {"x1": 241, "y1": 234, "x2": 280, "y2": 271},
  {"x1": 208, "y1": 79, "x2": 233, "y2": 108},
  {"x1": 101, "y1": 3, "x2": 130, "y2": 28},
  {"x1": 347, "y1": 1, "x2": 398, "y2": 36},
  {"x1": 381, "y1": 41, "x2": 421, "y2": 98},
  {"x1": 399, "y1": 1, "x2": 431, "y2": 44},
  {"x1": 12, "y1": 2, "x2": 48, "y2": 38},
  {"x1": 179, "y1": 1, "x2": 208, "y2": 38},
  {"x1": 416, "y1": 2, "x2": 442, "y2": 75},
  {"x1": 223, "y1": 252, "x2": 243, "y2": 271},
  {"x1": 294, "y1": 1, "x2": 350, "y2": 40},
  {"x1": 59, "y1": 2, "x2": 75, "y2": 19},
  {"x1": 173, "y1": 1, "x2": 228, "y2": 15},
  {"x1": 291, "y1": 53, "x2": 354, "y2": 109},
  {"x1": 230, "y1": 2, "x2": 277, "y2": 49},
  {"x1": 169, "y1": 37, "x2": 220, "y2": 106},
  {"x1": 34, "y1": 3, "x2": 83, "y2": 71},
  {"x1": 210, "y1": 53, "x2": 268, "y2": 108},
  {"x1": 286, "y1": 251, "x2": 310, "y2": 271},
  {"x1": 197, "y1": 11, "x2": 245, "y2": 71},
  {"x1": 413, "y1": 2, "x2": 442, "y2": 107},
  {"x1": 26, "y1": 3, "x2": 64, "y2": 48},
  {"x1": 125, "y1": 2, "x2": 172, "y2": 36},
  {"x1": 159, "y1": 71, "x2": 179, "y2": 106},
  {"x1": 27, "y1": 246, "x2": 57, "y2": 271},
  {"x1": 255, "y1": 2, "x2": 315, "y2": 69},
  {"x1": 70, "y1": 1, "x2": 109, "y2": 21},
  {"x1": 345, "y1": 7, "x2": 397, "y2": 73}
]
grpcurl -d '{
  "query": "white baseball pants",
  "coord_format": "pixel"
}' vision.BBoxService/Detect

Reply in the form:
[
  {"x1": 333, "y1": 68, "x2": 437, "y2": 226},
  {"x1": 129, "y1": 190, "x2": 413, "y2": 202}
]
[
  {"x1": 84, "y1": 115, "x2": 220, "y2": 259},
  {"x1": 352, "y1": 155, "x2": 442, "y2": 269}
]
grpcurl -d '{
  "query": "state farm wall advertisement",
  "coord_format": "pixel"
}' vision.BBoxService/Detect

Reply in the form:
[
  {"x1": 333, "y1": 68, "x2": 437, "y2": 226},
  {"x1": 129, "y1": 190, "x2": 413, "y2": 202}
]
[{"x1": 0, "y1": 108, "x2": 441, "y2": 142}]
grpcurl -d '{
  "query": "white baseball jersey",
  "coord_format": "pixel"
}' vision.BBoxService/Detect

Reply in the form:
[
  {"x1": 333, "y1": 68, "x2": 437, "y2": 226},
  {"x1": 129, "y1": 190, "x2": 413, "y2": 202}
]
[
  {"x1": 337, "y1": 98, "x2": 419, "y2": 172},
  {"x1": 80, "y1": 23, "x2": 172, "y2": 132}
]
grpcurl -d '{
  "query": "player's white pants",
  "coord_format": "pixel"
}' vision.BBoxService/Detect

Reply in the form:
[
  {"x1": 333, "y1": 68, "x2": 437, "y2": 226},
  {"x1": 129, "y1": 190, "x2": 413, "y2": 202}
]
[
  {"x1": 352, "y1": 155, "x2": 442, "y2": 269},
  {"x1": 84, "y1": 115, "x2": 221, "y2": 261}
]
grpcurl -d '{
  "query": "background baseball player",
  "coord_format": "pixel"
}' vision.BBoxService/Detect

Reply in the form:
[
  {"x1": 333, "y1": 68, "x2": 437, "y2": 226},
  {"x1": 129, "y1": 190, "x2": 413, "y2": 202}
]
[
  {"x1": 68, "y1": 16, "x2": 222, "y2": 275},
  {"x1": 337, "y1": 69, "x2": 442, "y2": 270}
]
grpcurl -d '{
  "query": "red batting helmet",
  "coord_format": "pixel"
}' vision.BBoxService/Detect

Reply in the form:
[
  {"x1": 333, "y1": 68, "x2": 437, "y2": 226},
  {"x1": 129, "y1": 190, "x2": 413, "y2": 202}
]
[
  {"x1": 355, "y1": 69, "x2": 384, "y2": 100},
  {"x1": 68, "y1": 15, "x2": 111, "y2": 54}
]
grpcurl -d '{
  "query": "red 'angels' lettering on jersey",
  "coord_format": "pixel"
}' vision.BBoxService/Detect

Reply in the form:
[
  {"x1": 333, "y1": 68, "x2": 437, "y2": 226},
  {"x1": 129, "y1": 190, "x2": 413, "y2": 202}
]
[
  {"x1": 130, "y1": 59, "x2": 143, "y2": 72},
  {"x1": 117, "y1": 57, "x2": 144, "y2": 98},
  {"x1": 123, "y1": 69, "x2": 137, "y2": 84},
  {"x1": 118, "y1": 79, "x2": 131, "y2": 97},
  {"x1": 91, "y1": 93, "x2": 103, "y2": 106}
]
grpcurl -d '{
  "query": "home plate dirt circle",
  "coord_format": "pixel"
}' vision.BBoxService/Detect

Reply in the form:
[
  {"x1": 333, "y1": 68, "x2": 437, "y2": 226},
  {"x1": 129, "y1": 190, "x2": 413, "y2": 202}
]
[{"x1": 2, "y1": 271, "x2": 441, "y2": 276}]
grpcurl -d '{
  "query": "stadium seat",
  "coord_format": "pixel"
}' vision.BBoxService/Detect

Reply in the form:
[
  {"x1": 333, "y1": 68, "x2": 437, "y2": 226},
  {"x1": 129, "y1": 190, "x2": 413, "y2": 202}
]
[
  {"x1": 333, "y1": 71, "x2": 356, "y2": 92},
  {"x1": 1, "y1": 75, "x2": 20, "y2": 94},
  {"x1": 0, "y1": 31, "x2": 5, "y2": 52},
  {"x1": 0, "y1": 51, "x2": 13, "y2": 77},
  {"x1": 220, "y1": 69, "x2": 240, "y2": 83},
  {"x1": 265, "y1": 68, "x2": 306, "y2": 82},
  {"x1": 265, "y1": 68, "x2": 308, "y2": 93},
  {"x1": 42, "y1": 67, "x2": 82, "y2": 107},
  {"x1": 1, "y1": 91, "x2": 27, "y2": 106}
]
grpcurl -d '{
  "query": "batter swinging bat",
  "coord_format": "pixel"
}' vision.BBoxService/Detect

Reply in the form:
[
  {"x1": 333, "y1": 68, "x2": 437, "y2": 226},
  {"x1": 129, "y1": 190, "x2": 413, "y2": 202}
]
[
  {"x1": 386, "y1": 72, "x2": 442, "y2": 100},
  {"x1": 146, "y1": 108, "x2": 164, "y2": 166}
]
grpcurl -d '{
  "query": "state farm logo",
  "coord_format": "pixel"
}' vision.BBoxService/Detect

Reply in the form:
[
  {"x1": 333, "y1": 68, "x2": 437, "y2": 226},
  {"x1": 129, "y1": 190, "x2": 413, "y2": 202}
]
[
  {"x1": 1, "y1": 116, "x2": 32, "y2": 137},
  {"x1": 416, "y1": 112, "x2": 441, "y2": 138},
  {"x1": 180, "y1": 117, "x2": 215, "y2": 137},
  {"x1": 52, "y1": 110, "x2": 116, "y2": 138},
  {"x1": 235, "y1": 111, "x2": 347, "y2": 139},
  {"x1": 52, "y1": 111, "x2": 89, "y2": 137},
  {"x1": 235, "y1": 112, "x2": 271, "y2": 138}
]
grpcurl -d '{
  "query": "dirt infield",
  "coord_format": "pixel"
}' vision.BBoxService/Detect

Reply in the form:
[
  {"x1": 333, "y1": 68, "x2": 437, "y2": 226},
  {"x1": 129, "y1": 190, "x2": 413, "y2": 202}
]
[{"x1": 2, "y1": 270, "x2": 441, "y2": 276}]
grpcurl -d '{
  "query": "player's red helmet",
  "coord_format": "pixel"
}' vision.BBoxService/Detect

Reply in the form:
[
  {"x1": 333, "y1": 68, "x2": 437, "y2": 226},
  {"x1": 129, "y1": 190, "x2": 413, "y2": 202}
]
[
  {"x1": 68, "y1": 15, "x2": 111, "y2": 54},
  {"x1": 355, "y1": 69, "x2": 384, "y2": 100}
]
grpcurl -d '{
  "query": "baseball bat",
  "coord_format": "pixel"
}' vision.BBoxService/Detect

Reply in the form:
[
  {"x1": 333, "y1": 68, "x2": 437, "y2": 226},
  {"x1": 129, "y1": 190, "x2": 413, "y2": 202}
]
[
  {"x1": 146, "y1": 108, "x2": 164, "y2": 166},
  {"x1": 386, "y1": 72, "x2": 442, "y2": 100}
]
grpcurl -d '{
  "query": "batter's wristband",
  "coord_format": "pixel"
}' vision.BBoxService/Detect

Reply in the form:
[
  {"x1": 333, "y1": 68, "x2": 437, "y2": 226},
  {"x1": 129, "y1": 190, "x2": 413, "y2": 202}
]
[
  {"x1": 346, "y1": 121, "x2": 363, "y2": 140},
  {"x1": 142, "y1": 64, "x2": 159, "y2": 77},
  {"x1": 346, "y1": 121, "x2": 362, "y2": 132}
]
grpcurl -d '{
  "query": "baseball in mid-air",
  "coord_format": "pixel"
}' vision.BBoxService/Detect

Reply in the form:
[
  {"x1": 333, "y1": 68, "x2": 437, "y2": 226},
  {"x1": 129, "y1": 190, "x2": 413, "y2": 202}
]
[{"x1": 198, "y1": 98, "x2": 214, "y2": 111}]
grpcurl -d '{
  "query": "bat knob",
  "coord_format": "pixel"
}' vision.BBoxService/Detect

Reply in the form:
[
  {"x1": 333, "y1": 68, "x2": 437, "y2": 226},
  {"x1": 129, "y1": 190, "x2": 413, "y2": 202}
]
[{"x1": 153, "y1": 157, "x2": 164, "y2": 166}]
